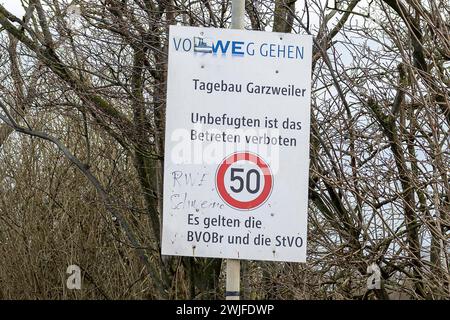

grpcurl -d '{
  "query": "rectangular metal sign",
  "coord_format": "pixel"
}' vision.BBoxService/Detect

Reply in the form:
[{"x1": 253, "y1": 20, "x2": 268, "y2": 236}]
[{"x1": 162, "y1": 25, "x2": 312, "y2": 262}]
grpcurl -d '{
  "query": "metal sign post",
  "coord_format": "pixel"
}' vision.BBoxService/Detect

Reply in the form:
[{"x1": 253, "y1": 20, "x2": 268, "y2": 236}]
[
  {"x1": 226, "y1": 259, "x2": 241, "y2": 300},
  {"x1": 225, "y1": 0, "x2": 245, "y2": 301},
  {"x1": 162, "y1": 0, "x2": 312, "y2": 302}
]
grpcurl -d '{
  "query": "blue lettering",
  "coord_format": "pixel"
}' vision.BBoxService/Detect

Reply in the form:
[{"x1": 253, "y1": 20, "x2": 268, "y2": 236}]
[
  {"x1": 288, "y1": 45, "x2": 294, "y2": 58},
  {"x1": 232, "y1": 41, "x2": 245, "y2": 55},
  {"x1": 278, "y1": 45, "x2": 286, "y2": 58},
  {"x1": 175, "y1": 37, "x2": 304, "y2": 60},
  {"x1": 260, "y1": 43, "x2": 268, "y2": 56},
  {"x1": 173, "y1": 38, "x2": 182, "y2": 51},
  {"x1": 246, "y1": 42, "x2": 255, "y2": 56},
  {"x1": 269, "y1": 44, "x2": 276, "y2": 57},
  {"x1": 182, "y1": 38, "x2": 192, "y2": 51},
  {"x1": 212, "y1": 40, "x2": 231, "y2": 54},
  {"x1": 296, "y1": 46, "x2": 304, "y2": 59}
]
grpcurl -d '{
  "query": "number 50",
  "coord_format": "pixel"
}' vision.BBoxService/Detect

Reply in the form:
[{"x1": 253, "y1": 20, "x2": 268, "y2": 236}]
[{"x1": 230, "y1": 168, "x2": 261, "y2": 194}]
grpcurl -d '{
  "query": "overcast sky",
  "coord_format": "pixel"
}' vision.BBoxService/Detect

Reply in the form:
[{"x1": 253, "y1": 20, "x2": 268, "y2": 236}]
[
  {"x1": 0, "y1": 1, "x2": 24, "y2": 16},
  {"x1": 0, "y1": 1, "x2": 360, "y2": 28}
]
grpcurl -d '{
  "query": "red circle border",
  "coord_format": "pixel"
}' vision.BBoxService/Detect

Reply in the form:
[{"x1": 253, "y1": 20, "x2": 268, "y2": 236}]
[{"x1": 216, "y1": 152, "x2": 273, "y2": 210}]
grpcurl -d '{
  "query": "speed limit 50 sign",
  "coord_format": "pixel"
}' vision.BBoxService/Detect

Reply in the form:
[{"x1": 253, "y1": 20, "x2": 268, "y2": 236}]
[
  {"x1": 216, "y1": 152, "x2": 273, "y2": 211},
  {"x1": 162, "y1": 26, "x2": 312, "y2": 262}
]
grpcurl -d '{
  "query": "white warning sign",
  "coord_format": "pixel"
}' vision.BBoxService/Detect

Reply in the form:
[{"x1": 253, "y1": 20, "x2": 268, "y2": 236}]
[{"x1": 162, "y1": 26, "x2": 312, "y2": 262}]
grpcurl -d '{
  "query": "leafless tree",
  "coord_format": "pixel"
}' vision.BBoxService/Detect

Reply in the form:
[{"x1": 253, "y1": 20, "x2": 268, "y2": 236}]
[{"x1": 0, "y1": 0, "x2": 448, "y2": 299}]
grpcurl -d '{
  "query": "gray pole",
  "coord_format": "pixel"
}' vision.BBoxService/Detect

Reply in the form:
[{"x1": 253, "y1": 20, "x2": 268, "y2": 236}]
[
  {"x1": 231, "y1": 0, "x2": 245, "y2": 30},
  {"x1": 226, "y1": 0, "x2": 245, "y2": 301}
]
